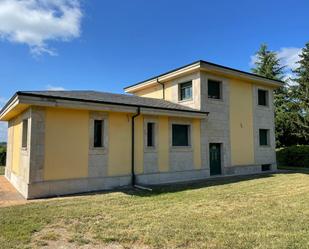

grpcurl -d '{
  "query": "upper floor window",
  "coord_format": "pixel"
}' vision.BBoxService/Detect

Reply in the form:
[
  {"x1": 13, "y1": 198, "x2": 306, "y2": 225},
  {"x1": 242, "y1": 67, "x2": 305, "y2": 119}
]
[
  {"x1": 208, "y1": 79, "x2": 222, "y2": 99},
  {"x1": 22, "y1": 119, "x2": 28, "y2": 149},
  {"x1": 147, "y1": 122, "x2": 155, "y2": 147},
  {"x1": 259, "y1": 129, "x2": 269, "y2": 146},
  {"x1": 179, "y1": 81, "x2": 192, "y2": 101},
  {"x1": 94, "y1": 119, "x2": 104, "y2": 148},
  {"x1": 172, "y1": 124, "x2": 190, "y2": 147},
  {"x1": 258, "y1": 89, "x2": 268, "y2": 106}
]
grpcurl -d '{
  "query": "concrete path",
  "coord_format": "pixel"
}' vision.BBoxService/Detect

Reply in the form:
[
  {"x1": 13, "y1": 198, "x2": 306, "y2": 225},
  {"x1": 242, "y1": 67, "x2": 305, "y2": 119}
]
[{"x1": 0, "y1": 176, "x2": 27, "y2": 207}]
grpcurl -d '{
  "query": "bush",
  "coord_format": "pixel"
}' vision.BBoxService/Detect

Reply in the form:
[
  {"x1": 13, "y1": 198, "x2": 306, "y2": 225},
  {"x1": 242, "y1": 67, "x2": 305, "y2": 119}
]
[
  {"x1": 277, "y1": 145, "x2": 309, "y2": 167},
  {"x1": 0, "y1": 146, "x2": 6, "y2": 166}
]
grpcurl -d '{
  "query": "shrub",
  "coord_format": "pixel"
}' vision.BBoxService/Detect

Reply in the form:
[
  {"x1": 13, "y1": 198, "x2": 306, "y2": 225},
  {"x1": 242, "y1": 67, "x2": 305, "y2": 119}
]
[
  {"x1": 277, "y1": 145, "x2": 309, "y2": 167},
  {"x1": 0, "y1": 146, "x2": 6, "y2": 166}
]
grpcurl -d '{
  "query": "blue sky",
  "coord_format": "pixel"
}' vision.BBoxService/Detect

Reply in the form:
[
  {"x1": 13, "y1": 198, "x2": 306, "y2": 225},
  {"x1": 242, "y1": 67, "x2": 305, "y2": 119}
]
[{"x1": 0, "y1": 0, "x2": 308, "y2": 141}]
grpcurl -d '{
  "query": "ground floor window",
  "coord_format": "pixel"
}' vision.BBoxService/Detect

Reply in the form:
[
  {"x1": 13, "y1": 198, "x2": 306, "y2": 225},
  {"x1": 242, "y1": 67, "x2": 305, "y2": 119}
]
[
  {"x1": 94, "y1": 119, "x2": 104, "y2": 148},
  {"x1": 22, "y1": 119, "x2": 28, "y2": 149},
  {"x1": 147, "y1": 122, "x2": 155, "y2": 147},
  {"x1": 172, "y1": 124, "x2": 190, "y2": 146},
  {"x1": 259, "y1": 129, "x2": 269, "y2": 146}
]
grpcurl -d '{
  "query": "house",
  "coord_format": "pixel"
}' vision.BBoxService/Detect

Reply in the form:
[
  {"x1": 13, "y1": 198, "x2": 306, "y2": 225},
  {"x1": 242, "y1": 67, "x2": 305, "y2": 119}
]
[{"x1": 0, "y1": 60, "x2": 283, "y2": 199}]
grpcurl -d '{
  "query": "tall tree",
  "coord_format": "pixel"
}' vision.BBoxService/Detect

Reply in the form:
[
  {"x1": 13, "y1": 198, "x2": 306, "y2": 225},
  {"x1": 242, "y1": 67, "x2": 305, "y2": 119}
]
[
  {"x1": 251, "y1": 44, "x2": 292, "y2": 147},
  {"x1": 292, "y1": 42, "x2": 309, "y2": 143}
]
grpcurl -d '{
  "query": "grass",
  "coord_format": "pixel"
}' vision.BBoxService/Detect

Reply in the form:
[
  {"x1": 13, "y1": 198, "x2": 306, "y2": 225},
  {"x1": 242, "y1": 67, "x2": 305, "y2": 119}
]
[
  {"x1": 278, "y1": 165, "x2": 309, "y2": 171},
  {"x1": 0, "y1": 173, "x2": 309, "y2": 249},
  {"x1": 0, "y1": 165, "x2": 4, "y2": 175}
]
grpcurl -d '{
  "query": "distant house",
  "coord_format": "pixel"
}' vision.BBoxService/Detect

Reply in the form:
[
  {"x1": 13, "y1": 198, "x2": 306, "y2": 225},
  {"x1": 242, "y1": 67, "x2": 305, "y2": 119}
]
[{"x1": 0, "y1": 60, "x2": 282, "y2": 199}]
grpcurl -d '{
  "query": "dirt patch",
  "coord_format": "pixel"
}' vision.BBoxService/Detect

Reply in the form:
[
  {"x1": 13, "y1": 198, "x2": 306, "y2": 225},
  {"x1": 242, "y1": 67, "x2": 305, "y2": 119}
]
[{"x1": 31, "y1": 225, "x2": 151, "y2": 249}]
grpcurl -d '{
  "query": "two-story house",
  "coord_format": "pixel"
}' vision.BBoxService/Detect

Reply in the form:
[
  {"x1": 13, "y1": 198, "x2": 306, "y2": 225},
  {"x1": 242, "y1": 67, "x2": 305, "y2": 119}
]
[{"x1": 0, "y1": 60, "x2": 282, "y2": 198}]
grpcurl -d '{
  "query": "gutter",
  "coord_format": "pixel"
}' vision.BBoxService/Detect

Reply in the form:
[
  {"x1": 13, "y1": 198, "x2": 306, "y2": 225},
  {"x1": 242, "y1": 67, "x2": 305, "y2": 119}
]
[
  {"x1": 156, "y1": 78, "x2": 165, "y2": 100},
  {"x1": 131, "y1": 107, "x2": 140, "y2": 186}
]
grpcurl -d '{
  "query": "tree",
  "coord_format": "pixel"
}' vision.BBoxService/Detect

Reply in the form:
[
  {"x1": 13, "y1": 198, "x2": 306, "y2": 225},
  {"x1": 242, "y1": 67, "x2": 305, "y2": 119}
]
[{"x1": 292, "y1": 42, "x2": 309, "y2": 144}]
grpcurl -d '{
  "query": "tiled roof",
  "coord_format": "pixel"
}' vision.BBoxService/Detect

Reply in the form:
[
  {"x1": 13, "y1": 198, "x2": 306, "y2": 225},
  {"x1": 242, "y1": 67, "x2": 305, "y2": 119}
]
[{"x1": 17, "y1": 90, "x2": 207, "y2": 114}]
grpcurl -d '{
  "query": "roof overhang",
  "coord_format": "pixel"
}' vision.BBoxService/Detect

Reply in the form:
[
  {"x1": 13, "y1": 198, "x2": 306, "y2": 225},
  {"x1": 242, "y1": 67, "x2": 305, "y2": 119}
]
[
  {"x1": 124, "y1": 60, "x2": 284, "y2": 93},
  {"x1": 0, "y1": 92, "x2": 208, "y2": 121}
]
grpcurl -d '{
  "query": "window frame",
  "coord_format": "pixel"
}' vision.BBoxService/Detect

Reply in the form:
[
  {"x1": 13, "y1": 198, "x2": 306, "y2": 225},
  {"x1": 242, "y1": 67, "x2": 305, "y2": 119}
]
[
  {"x1": 89, "y1": 112, "x2": 108, "y2": 153},
  {"x1": 22, "y1": 119, "x2": 28, "y2": 149},
  {"x1": 259, "y1": 129, "x2": 270, "y2": 146},
  {"x1": 208, "y1": 79, "x2": 222, "y2": 100},
  {"x1": 178, "y1": 81, "x2": 193, "y2": 101},
  {"x1": 258, "y1": 89, "x2": 269, "y2": 106},
  {"x1": 171, "y1": 123, "x2": 191, "y2": 147}
]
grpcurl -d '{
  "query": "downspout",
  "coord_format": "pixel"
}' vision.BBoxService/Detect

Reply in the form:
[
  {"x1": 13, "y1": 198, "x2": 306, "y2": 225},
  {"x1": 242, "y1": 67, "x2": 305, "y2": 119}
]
[
  {"x1": 131, "y1": 107, "x2": 140, "y2": 186},
  {"x1": 157, "y1": 78, "x2": 165, "y2": 100}
]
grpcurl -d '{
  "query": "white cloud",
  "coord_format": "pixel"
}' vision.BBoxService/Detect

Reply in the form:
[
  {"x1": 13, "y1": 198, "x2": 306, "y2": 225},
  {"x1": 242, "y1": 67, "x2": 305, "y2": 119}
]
[
  {"x1": 0, "y1": 0, "x2": 82, "y2": 56},
  {"x1": 277, "y1": 47, "x2": 301, "y2": 71},
  {"x1": 46, "y1": 84, "x2": 66, "y2": 90}
]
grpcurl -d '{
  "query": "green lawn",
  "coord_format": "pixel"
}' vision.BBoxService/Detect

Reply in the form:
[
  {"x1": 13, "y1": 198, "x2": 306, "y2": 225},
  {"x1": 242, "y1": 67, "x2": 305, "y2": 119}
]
[{"x1": 1, "y1": 173, "x2": 309, "y2": 249}]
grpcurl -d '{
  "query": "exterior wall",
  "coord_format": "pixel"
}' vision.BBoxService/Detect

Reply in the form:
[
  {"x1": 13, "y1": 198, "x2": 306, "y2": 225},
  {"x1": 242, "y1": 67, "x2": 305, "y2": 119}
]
[
  {"x1": 134, "y1": 72, "x2": 201, "y2": 110},
  {"x1": 229, "y1": 79, "x2": 254, "y2": 165},
  {"x1": 252, "y1": 85, "x2": 277, "y2": 169},
  {"x1": 5, "y1": 108, "x2": 32, "y2": 197},
  {"x1": 44, "y1": 108, "x2": 89, "y2": 180},
  {"x1": 200, "y1": 72, "x2": 232, "y2": 173}
]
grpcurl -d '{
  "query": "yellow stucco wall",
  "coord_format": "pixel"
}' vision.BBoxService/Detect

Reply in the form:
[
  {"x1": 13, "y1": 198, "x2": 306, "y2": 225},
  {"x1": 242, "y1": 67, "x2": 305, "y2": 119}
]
[
  {"x1": 192, "y1": 119, "x2": 201, "y2": 169},
  {"x1": 108, "y1": 112, "x2": 131, "y2": 176},
  {"x1": 158, "y1": 116, "x2": 169, "y2": 172},
  {"x1": 44, "y1": 108, "x2": 89, "y2": 180},
  {"x1": 134, "y1": 115, "x2": 144, "y2": 174},
  {"x1": 11, "y1": 117, "x2": 22, "y2": 175},
  {"x1": 135, "y1": 85, "x2": 163, "y2": 99},
  {"x1": 229, "y1": 80, "x2": 254, "y2": 165}
]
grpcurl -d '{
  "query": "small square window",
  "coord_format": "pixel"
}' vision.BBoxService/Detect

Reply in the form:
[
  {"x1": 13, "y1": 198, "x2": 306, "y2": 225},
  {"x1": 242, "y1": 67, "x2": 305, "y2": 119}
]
[
  {"x1": 261, "y1": 164, "x2": 271, "y2": 171},
  {"x1": 172, "y1": 124, "x2": 190, "y2": 146},
  {"x1": 259, "y1": 129, "x2": 269, "y2": 146},
  {"x1": 179, "y1": 81, "x2": 192, "y2": 101},
  {"x1": 258, "y1": 89, "x2": 268, "y2": 106},
  {"x1": 22, "y1": 119, "x2": 28, "y2": 149},
  {"x1": 147, "y1": 122, "x2": 155, "y2": 147},
  {"x1": 94, "y1": 120, "x2": 104, "y2": 148},
  {"x1": 208, "y1": 79, "x2": 222, "y2": 99}
]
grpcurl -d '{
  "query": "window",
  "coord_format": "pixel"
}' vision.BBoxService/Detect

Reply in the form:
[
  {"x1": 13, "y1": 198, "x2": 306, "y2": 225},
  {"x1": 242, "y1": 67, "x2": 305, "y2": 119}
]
[
  {"x1": 172, "y1": 124, "x2": 190, "y2": 146},
  {"x1": 259, "y1": 129, "x2": 269, "y2": 146},
  {"x1": 258, "y1": 89, "x2": 268, "y2": 106},
  {"x1": 94, "y1": 120, "x2": 104, "y2": 148},
  {"x1": 208, "y1": 79, "x2": 222, "y2": 99},
  {"x1": 179, "y1": 81, "x2": 192, "y2": 101},
  {"x1": 261, "y1": 164, "x2": 271, "y2": 171},
  {"x1": 147, "y1": 122, "x2": 155, "y2": 147},
  {"x1": 22, "y1": 119, "x2": 28, "y2": 149}
]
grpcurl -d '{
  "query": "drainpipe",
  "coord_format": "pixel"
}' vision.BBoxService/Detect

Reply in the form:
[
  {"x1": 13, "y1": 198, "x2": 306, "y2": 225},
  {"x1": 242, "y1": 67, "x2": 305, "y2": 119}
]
[
  {"x1": 157, "y1": 78, "x2": 165, "y2": 100},
  {"x1": 131, "y1": 107, "x2": 140, "y2": 186}
]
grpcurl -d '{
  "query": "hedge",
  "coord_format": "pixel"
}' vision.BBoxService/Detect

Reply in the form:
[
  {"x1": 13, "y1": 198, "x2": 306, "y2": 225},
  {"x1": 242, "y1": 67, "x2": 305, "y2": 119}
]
[
  {"x1": 276, "y1": 145, "x2": 309, "y2": 167},
  {"x1": 0, "y1": 146, "x2": 6, "y2": 166}
]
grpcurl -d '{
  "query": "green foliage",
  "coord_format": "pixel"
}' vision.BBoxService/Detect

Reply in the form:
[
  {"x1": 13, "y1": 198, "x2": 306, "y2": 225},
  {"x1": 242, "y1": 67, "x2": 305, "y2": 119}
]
[
  {"x1": 0, "y1": 145, "x2": 6, "y2": 166},
  {"x1": 277, "y1": 145, "x2": 309, "y2": 167},
  {"x1": 291, "y1": 42, "x2": 309, "y2": 143}
]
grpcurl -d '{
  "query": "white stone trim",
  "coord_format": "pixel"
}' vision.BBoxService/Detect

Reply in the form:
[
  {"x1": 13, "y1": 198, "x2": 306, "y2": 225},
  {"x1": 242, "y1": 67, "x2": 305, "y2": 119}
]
[
  {"x1": 143, "y1": 117, "x2": 158, "y2": 152},
  {"x1": 89, "y1": 112, "x2": 108, "y2": 155}
]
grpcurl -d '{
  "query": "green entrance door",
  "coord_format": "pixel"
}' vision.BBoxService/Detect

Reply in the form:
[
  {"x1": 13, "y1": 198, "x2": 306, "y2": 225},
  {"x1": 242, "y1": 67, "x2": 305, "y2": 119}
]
[{"x1": 209, "y1": 143, "x2": 221, "y2": 175}]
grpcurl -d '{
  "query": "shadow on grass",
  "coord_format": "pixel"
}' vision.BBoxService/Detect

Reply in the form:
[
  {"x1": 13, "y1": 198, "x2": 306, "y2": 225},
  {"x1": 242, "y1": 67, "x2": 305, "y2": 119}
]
[{"x1": 122, "y1": 173, "x2": 277, "y2": 197}]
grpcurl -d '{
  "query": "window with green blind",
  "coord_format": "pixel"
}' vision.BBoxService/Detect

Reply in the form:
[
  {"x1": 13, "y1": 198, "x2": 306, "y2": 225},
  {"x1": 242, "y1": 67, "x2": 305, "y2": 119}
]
[
  {"x1": 258, "y1": 89, "x2": 268, "y2": 106},
  {"x1": 208, "y1": 79, "x2": 221, "y2": 99},
  {"x1": 179, "y1": 81, "x2": 192, "y2": 101},
  {"x1": 259, "y1": 129, "x2": 269, "y2": 146},
  {"x1": 172, "y1": 124, "x2": 190, "y2": 146}
]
